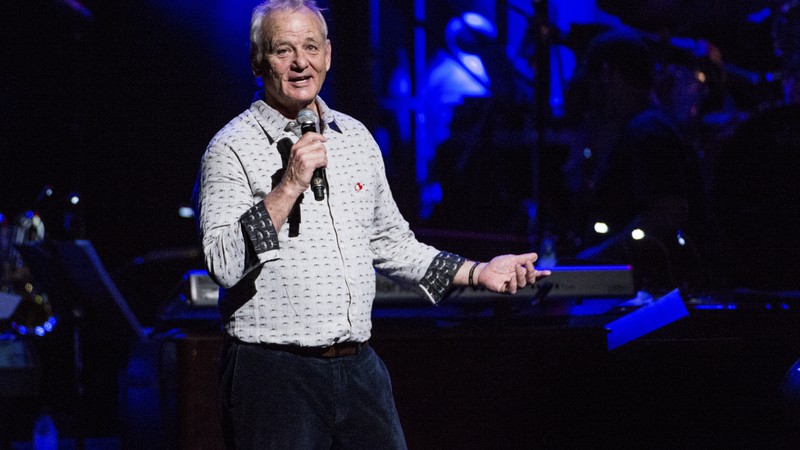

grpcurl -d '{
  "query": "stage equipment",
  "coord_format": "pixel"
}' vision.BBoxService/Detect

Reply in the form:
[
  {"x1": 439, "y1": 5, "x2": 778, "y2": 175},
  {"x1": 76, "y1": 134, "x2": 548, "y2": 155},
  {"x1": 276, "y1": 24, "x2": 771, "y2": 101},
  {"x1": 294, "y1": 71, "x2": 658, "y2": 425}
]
[
  {"x1": 375, "y1": 264, "x2": 636, "y2": 306},
  {"x1": 2, "y1": 211, "x2": 56, "y2": 337},
  {"x1": 168, "y1": 264, "x2": 636, "y2": 312},
  {"x1": 16, "y1": 240, "x2": 146, "y2": 342},
  {"x1": 182, "y1": 270, "x2": 219, "y2": 307},
  {"x1": 604, "y1": 288, "x2": 689, "y2": 350}
]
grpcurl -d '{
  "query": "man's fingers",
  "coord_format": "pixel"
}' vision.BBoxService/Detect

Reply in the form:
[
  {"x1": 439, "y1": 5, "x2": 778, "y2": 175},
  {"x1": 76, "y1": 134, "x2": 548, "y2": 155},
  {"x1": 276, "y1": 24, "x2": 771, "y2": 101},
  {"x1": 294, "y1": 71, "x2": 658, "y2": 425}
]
[
  {"x1": 523, "y1": 260, "x2": 537, "y2": 284},
  {"x1": 514, "y1": 252, "x2": 539, "y2": 266},
  {"x1": 536, "y1": 270, "x2": 552, "y2": 279},
  {"x1": 507, "y1": 276, "x2": 518, "y2": 294},
  {"x1": 292, "y1": 137, "x2": 329, "y2": 181},
  {"x1": 515, "y1": 264, "x2": 527, "y2": 288}
]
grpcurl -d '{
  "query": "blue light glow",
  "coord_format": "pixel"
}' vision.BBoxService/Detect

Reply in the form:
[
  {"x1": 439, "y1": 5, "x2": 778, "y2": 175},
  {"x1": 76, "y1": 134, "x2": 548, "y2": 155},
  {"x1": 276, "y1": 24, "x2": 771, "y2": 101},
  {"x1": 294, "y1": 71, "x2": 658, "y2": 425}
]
[
  {"x1": 550, "y1": 264, "x2": 633, "y2": 271},
  {"x1": 694, "y1": 304, "x2": 726, "y2": 310},
  {"x1": 691, "y1": 302, "x2": 737, "y2": 311},
  {"x1": 13, "y1": 316, "x2": 57, "y2": 337},
  {"x1": 178, "y1": 207, "x2": 194, "y2": 218},
  {"x1": 462, "y1": 12, "x2": 496, "y2": 37},
  {"x1": 420, "y1": 182, "x2": 443, "y2": 220},
  {"x1": 385, "y1": 50, "x2": 413, "y2": 143},
  {"x1": 566, "y1": 298, "x2": 629, "y2": 316},
  {"x1": 606, "y1": 289, "x2": 689, "y2": 350},
  {"x1": 185, "y1": 269, "x2": 210, "y2": 279},
  {"x1": 747, "y1": 7, "x2": 771, "y2": 24},
  {"x1": 526, "y1": 201, "x2": 538, "y2": 221},
  {"x1": 459, "y1": 54, "x2": 489, "y2": 84}
]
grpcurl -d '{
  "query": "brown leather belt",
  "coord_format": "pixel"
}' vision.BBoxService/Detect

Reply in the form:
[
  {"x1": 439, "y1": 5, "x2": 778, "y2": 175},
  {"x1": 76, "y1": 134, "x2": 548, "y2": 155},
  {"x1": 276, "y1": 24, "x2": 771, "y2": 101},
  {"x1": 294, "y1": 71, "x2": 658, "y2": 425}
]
[{"x1": 263, "y1": 340, "x2": 369, "y2": 358}]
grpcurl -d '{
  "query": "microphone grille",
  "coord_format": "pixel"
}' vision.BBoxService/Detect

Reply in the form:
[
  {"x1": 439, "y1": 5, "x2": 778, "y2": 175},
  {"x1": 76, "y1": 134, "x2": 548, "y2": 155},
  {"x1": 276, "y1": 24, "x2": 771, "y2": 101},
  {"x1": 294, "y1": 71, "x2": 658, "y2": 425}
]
[{"x1": 297, "y1": 108, "x2": 318, "y2": 127}]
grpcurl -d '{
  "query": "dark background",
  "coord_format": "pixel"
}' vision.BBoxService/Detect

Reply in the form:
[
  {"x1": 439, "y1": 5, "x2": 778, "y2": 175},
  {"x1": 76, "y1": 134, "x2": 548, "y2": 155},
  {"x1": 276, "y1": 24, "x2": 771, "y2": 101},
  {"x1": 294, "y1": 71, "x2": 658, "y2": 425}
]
[
  {"x1": 0, "y1": 0, "x2": 382, "y2": 248},
  {"x1": 1, "y1": 1, "x2": 388, "y2": 321},
  {"x1": 3, "y1": 0, "x2": 798, "y2": 289},
  {"x1": 2, "y1": 0, "x2": 281, "y2": 268}
]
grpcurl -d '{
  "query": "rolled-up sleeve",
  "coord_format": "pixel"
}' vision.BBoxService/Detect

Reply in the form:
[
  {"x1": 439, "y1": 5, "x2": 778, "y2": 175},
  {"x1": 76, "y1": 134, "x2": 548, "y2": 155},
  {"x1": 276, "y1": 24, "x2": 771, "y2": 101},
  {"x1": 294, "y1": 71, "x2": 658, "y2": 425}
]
[
  {"x1": 367, "y1": 144, "x2": 465, "y2": 303},
  {"x1": 194, "y1": 139, "x2": 280, "y2": 288}
]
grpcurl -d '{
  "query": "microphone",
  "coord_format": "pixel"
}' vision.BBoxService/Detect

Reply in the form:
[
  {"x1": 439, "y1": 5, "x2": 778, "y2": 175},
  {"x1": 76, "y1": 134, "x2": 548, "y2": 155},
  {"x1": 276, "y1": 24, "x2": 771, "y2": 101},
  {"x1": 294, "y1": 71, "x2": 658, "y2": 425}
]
[{"x1": 297, "y1": 108, "x2": 326, "y2": 201}]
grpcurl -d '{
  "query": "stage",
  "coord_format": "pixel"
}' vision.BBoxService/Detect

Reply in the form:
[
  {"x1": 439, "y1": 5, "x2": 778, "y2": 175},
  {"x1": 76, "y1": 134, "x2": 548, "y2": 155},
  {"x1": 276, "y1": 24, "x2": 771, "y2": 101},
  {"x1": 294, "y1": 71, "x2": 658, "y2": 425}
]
[{"x1": 5, "y1": 285, "x2": 800, "y2": 449}]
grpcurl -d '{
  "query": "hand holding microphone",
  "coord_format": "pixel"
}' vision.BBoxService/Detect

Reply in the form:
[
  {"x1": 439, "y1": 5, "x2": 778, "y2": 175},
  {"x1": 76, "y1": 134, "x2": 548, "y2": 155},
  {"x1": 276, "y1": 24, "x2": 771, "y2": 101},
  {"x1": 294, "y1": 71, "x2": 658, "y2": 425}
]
[{"x1": 297, "y1": 108, "x2": 327, "y2": 201}]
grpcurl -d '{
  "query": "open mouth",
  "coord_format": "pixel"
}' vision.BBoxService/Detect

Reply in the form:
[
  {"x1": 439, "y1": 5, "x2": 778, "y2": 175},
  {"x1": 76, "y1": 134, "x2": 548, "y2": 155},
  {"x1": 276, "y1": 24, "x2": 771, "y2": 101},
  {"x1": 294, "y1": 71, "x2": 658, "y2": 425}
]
[{"x1": 289, "y1": 75, "x2": 312, "y2": 84}]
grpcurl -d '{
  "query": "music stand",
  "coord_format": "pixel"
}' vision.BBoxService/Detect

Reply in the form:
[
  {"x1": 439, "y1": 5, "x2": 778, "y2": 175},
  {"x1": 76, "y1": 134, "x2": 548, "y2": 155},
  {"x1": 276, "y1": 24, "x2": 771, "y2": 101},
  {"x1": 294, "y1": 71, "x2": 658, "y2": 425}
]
[
  {"x1": 0, "y1": 292, "x2": 23, "y2": 322},
  {"x1": 16, "y1": 239, "x2": 147, "y2": 343},
  {"x1": 16, "y1": 239, "x2": 148, "y2": 443}
]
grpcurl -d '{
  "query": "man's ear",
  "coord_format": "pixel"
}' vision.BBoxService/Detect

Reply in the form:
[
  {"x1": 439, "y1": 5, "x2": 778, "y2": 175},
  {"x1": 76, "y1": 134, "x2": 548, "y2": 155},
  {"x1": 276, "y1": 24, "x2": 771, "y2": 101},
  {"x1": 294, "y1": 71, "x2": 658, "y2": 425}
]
[
  {"x1": 252, "y1": 62, "x2": 263, "y2": 77},
  {"x1": 325, "y1": 39, "x2": 332, "y2": 72}
]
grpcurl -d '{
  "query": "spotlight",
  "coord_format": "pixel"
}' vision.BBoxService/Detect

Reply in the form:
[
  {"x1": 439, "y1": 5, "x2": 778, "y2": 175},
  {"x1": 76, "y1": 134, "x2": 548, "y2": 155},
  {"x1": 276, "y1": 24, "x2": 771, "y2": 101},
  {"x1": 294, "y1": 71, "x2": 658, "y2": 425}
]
[{"x1": 631, "y1": 229, "x2": 645, "y2": 240}]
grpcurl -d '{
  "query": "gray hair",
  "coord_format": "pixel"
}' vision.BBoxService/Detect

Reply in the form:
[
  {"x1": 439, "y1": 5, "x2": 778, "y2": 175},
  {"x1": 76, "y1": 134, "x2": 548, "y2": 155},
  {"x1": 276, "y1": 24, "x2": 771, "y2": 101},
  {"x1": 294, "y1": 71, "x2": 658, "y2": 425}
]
[{"x1": 250, "y1": 0, "x2": 328, "y2": 75}]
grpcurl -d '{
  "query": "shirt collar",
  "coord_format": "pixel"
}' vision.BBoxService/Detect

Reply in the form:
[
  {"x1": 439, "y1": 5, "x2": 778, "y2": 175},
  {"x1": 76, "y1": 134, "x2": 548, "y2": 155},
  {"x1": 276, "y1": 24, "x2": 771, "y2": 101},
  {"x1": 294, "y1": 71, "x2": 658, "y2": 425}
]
[{"x1": 250, "y1": 92, "x2": 342, "y2": 144}]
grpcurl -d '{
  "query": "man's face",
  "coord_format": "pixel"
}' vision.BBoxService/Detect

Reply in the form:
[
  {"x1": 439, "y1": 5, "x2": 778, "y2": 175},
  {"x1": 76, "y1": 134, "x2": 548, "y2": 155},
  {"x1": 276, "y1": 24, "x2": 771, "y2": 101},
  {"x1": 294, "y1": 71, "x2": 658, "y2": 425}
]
[{"x1": 258, "y1": 8, "x2": 331, "y2": 118}]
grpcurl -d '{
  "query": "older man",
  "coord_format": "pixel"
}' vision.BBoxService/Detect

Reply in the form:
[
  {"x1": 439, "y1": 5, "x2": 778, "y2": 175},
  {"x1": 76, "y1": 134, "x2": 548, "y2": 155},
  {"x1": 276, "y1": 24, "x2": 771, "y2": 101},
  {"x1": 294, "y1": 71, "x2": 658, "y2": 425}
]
[{"x1": 193, "y1": 0, "x2": 550, "y2": 448}]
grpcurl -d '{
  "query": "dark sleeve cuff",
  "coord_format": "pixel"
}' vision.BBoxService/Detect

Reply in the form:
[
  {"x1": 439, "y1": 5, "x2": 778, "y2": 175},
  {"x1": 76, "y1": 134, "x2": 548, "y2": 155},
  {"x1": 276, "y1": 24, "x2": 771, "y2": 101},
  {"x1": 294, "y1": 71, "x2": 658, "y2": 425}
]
[
  {"x1": 240, "y1": 201, "x2": 279, "y2": 254},
  {"x1": 419, "y1": 251, "x2": 466, "y2": 304}
]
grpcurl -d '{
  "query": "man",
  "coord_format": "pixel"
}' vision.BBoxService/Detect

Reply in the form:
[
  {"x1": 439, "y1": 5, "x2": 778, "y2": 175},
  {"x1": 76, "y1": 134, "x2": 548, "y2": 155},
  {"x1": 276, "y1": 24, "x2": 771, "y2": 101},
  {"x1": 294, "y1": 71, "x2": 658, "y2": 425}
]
[
  {"x1": 562, "y1": 29, "x2": 705, "y2": 291},
  {"x1": 193, "y1": 1, "x2": 550, "y2": 448}
]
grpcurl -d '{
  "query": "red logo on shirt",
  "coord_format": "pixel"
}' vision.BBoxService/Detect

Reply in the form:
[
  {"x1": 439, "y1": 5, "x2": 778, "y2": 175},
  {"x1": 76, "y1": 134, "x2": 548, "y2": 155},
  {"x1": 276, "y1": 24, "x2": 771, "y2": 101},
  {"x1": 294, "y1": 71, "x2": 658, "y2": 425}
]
[{"x1": 355, "y1": 182, "x2": 364, "y2": 192}]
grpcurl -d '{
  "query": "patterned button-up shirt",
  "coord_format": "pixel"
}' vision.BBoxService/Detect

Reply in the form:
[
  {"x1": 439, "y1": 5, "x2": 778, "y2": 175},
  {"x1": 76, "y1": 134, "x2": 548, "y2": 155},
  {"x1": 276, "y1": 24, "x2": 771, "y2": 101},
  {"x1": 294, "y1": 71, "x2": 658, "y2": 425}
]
[{"x1": 194, "y1": 95, "x2": 465, "y2": 346}]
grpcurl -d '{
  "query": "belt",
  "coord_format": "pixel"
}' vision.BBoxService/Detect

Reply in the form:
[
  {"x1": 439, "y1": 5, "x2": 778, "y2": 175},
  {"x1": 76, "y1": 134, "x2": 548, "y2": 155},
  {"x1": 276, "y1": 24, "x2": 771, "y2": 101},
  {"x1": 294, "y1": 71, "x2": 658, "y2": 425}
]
[{"x1": 262, "y1": 340, "x2": 369, "y2": 358}]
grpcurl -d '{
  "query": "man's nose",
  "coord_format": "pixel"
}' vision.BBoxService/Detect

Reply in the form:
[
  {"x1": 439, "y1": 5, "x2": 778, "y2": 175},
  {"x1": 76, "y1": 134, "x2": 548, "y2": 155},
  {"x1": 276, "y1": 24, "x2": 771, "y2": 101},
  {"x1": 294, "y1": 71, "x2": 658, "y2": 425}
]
[{"x1": 292, "y1": 50, "x2": 309, "y2": 69}]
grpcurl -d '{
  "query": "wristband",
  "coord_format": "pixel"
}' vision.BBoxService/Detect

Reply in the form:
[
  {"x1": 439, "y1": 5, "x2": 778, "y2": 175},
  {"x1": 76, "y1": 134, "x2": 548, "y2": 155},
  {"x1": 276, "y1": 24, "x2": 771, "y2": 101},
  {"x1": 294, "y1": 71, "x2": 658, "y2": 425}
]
[{"x1": 468, "y1": 262, "x2": 480, "y2": 289}]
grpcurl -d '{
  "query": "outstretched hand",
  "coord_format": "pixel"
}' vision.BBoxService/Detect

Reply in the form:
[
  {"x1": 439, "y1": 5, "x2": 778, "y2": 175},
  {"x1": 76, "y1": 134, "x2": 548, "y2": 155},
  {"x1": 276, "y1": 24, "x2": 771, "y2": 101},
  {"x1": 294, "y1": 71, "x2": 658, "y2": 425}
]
[{"x1": 476, "y1": 252, "x2": 551, "y2": 294}]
